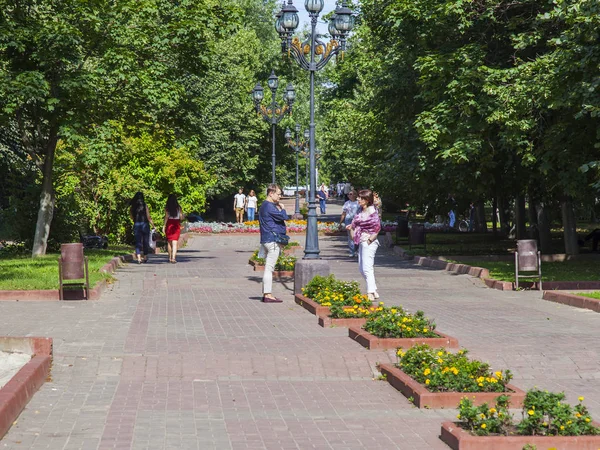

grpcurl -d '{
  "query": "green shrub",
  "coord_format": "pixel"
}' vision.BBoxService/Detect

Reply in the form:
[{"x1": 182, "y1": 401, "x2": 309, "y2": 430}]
[
  {"x1": 364, "y1": 309, "x2": 437, "y2": 338},
  {"x1": 301, "y1": 274, "x2": 361, "y2": 305}
]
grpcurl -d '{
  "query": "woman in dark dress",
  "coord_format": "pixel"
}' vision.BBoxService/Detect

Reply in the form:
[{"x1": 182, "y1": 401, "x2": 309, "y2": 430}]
[{"x1": 130, "y1": 192, "x2": 155, "y2": 264}]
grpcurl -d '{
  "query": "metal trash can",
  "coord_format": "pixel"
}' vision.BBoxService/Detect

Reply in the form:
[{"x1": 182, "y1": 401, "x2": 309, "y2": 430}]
[
  {"x1": 396, "y1": 216, "x2": 409, "y2": 240},
  {"x1": 409, "y1": 223, "x2": 426, "y2": 249}
]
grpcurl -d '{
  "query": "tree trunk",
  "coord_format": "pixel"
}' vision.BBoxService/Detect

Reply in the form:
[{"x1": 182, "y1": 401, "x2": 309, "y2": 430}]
[
  {"x1": 498, "y1": 196, "x2": 510, "y2": 235},
  {"x1": 561, "y1": 195, "x2": 579, "y2": 255},
  {"x1": 492, "y1": 197, "x2": 497, "y2": 234},
  {"x1": 32, "y1": 136, "x2": 58, "y2": 257},
  {"x1": 515, "y1": 194, "x2": 527, "y2": 240},
  {"x1": 535, "y1": 201, "x2": 552, "y2": 254},
  {"x1": 476, "y1": 201, "x2": 487, "y2": 233}
]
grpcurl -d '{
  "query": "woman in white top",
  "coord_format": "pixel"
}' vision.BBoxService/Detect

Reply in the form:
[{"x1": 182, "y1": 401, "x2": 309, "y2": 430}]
[{"x1": 246, "y1": 189, "x2": 258, "y2": 221}]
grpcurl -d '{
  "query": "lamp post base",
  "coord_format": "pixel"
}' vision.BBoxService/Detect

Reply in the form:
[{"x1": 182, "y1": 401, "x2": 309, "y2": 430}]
[
  {"x1": 292, "y1": 213, "x2": 304, "y2": 220},
  {"x1": 294, "y1": 259, "x2": 331, "y2": 295}
]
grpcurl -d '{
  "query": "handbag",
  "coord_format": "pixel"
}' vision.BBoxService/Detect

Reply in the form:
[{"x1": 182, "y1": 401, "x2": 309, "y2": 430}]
[{"x1": 272, "y1": 232, "x2": 290, "y2": 245}]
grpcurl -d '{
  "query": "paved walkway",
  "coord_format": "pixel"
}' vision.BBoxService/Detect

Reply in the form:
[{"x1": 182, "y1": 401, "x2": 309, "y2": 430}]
[{"x1": 1, "y1": 214, "x2": 599, "y2": 449}]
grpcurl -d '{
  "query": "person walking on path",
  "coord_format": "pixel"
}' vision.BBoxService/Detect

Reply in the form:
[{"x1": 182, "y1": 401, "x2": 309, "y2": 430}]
[
  {"x1": 246, "y1": 189, "x2": 258, "y2": 222},
  {"x1": 339, "y1": 189, "x2": 360, "y2": 257},
  {"x1": 163, "y1": 194, "x2": 183, "y2": 264},
  {"x1": 317, "y1": 183, "x2": 328, "y2": 214},
  {"x1": 258, "y1": 184, "x2": 289, "y2": 303},
  {"x1": 130, "y1": 192, "x2": 155, "y2": 264},
  {"x1": 346, "y1": 189, "x2": 381, "y2": 301},
  {"x1": 233, "y1": 188, "x2": 246, "y2": 224}
]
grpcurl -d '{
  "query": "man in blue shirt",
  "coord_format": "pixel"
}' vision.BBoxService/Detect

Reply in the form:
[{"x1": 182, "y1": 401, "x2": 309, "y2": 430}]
[{"x1": 258, "y1": 184, "x2": 289, "y2": 303}]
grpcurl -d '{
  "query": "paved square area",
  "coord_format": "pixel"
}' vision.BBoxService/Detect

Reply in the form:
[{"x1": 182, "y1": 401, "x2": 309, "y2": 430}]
[{"x1": 0, "y1": 226, "x2": 598, "y2": 449}]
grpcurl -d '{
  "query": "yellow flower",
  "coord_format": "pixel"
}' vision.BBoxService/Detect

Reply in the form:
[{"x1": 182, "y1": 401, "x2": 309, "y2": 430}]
[
  {"x1": 480, "y1": 424, "x2": 486, "y2": 429},
  {"x1": 567, "y1": 420, "x2": 572, "y2": 425},
  {"x1": 578, "y1": 396, "x2": 584, "y2": 402},
  {"x1": 451, "y1": 368, "x2": 459, "y2": 375},
  {"x1": 391, "y1": 308, "x2": 397, "y2": 314},
  {"x1": 542, "y1": 422, "x2": 548, "y2": 427},
  {"x1": 456, "y1": 414, "x2": 461, "y2": 419},
  {"x1": 437, "y1": 351, "x2": 444, "y2": 356},
  {"x1": 406, "y1": 327, "x2": 411, "y2": 331},
  {"x1": 585, "y1": 418, "x2": 591, "y2": 423},
  {"x1": 528, "y1": 410, "x2": 534, "y2": 416},
  {"x1": 425, "y1": 379, "x2": 430, "y2": 385},
  {"x1": 478, "y1": 383, "x2": 483, "y2": 387},
  {"x1": 560, "y1": 425, "x2": 565, "y2": 430},
  {"x1": 379, "y1": 301, "x2": 384, "y2": 306},
  {"x1": 458, "y1": 350, "x2": 464, "y2": 355},
  {"x1": 495, "y1": 371, "x2": 502, "y2": 378},
  {"x1": 489, "y1": 408, "x2": 496, "y2": 414},
  {"x1": 423, "y1": 328, "x2": 428, "y2": 332},
  {"x1": 480, "y1": 414, "x2": 486, "y2": 419},
  {"x1": 576, "y1": 413, "x2": 581, "y2": 418},
  {"x1": 437, "y1": 358, "x2": 443, "y2": 364},
  {"x1": 423, "y1": 368, "x2": 431, "y2": 376}
]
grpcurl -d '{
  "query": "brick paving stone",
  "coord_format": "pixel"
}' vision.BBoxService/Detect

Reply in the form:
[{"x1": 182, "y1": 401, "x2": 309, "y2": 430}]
[{"x1": 1, "y1": 214, "x2": 599, "y2": 449}]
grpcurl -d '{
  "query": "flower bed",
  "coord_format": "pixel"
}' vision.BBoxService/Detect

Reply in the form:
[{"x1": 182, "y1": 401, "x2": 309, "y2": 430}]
[
  {"x1": 188, "y1": 220, "x2": 340, "y2": 234},
  {"x1": 295, "y1": 293, "x2": 332, "y2": 316},
  {"x1": 349, "y1": 307, "x2": 458, "y2": 349},
  {"x1": 440, "y1": 390, "x2": 600, "y2": 449},
  {"x1": 378, "y1": 345, "x2": 524, "y2": 408},
  {"x1": 248, "y1": 250, "x2": 296, "y2": 272},
  {"x1": 349, "y1": 326, "x2": 459, "y2": 350},
  {"x1": 318, "y1": 295, "x2": 383, "y2": 327}
]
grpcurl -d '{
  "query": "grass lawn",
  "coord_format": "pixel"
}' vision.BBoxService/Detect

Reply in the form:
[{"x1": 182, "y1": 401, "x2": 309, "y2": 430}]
[
  {"x1": 396, "y1": 232, "x2": 519, "y2": 256},
  {"x1": 576, "y1": 292, "x2": 600, "y2": 299},
  {"x1": 0, "y1": 246, "x2": 134, "y2": 290},
  {"x1": 450, "y1": 259, "x2": 600, "y2": 282}
]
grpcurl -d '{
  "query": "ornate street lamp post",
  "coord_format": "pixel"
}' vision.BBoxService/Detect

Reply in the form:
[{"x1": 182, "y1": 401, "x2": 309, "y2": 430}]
[
  {"x1": 251, "y1": 71, "x2": 295, "y2": 184},
  {"x1": 276, "y1": 0, "x2": 355, "y2": 259},
  {"x1": 300, "y1": 148, "x2": 320, "y2": 204},
  {"x1": 285, "y1": 124, "x2": 310, "y2": 218}
]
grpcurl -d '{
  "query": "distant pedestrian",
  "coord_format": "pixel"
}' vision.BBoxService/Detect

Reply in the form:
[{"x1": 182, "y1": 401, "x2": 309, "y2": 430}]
[
  {"x1": 233, "y1": 188, "x2": 246, "y2": 224},
  {"x1": 129, "y1": 192, "x2": 155, "y2": 264},
  {"x1": 346, "y1": 189, "x2": 381, "y2": 301},
  {"x1": 258, "y1": 184, "x2": 289, "y2": 303},
  {"x1": 317, "y1": 185, "x2": 327, "y2": 214},
  {"x1": 343, "y1": 182, "x2": 351, "y2": 200},
  {"x1": 447, "y1": 194, "x2": 457, "y2": 229},
  {"x1": 373, "y1": 191, "x2": 382, "y2": 217},
  {"x1": 468, "y1": 202, "x2": 476, "y2": 232},
  {"x1": 246, "y1": 190, "x2": 258, "y2": 222},
  {"x1": 163, "y1": 194, "x2": 183, "y2": 264},
  {"x1": 339, "y1": 189, "x2": 360, "y2": 257}
]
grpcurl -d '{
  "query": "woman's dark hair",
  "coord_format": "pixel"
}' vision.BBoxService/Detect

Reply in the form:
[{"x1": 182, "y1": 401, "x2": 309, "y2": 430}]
[
  {"x1": 358, "y1": 189, "x2": 374, "y2": 206},
  {"x1": 166, "y1": 194, "x2": 180, "y2": 218},
  {"x1": 130, "y1": 192, "x2": 146, "y2": 218}
]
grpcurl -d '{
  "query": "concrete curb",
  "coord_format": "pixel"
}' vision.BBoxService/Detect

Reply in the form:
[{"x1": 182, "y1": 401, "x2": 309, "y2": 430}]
[
  {"x1": 0, "y1": 337, "x2": 53, "y2": 439},
  {"x1": 542, "y1": 291, "x2": 600, "y2": 313}
]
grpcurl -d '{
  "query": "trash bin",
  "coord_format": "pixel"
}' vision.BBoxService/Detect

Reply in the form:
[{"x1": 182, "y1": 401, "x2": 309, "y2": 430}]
[
  {"x1": 409, "y1": 223, "x2": 426, "y2": 249},
  {"x1": 396, "y1": 216, "x2": 409, "y2": 240}
]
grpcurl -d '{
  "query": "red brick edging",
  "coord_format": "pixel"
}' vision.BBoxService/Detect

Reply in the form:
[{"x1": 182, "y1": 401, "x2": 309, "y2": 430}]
[
  {"x1": 0, "y1": 253, "x2": 134, "y2": 302},
  {"x1": 542, "y1": 291, "x2": 600, "y2": 313},
  {"x1": 348, "y1": 326, "x2": 459, "y2": 350},
  {"x1": 0, "y1": 337, "x2": 53, "y2": 439},
  {"x1": 294, "y1": 294, "x2": 331, "y2": 316},
  {"x1": 378, "y1": 363, "x2": 525, "y2": 409},
  {"x1": 317, "y1": 315, "x2": 367, "y2": 328},
  {"x1": 440, "y1": 421, "x2": 600, "y2": 450}
]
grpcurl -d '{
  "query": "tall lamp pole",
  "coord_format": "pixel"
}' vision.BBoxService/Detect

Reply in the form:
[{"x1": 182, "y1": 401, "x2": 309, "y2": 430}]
[
  {"x1": 285, "y1": 124, "x2": 310, "y2": 218},
  {"x1": 251, "y1": 71, "x2": 295, "y2": 184},
  {"x1": 300, "y1": 148, "x2": 320, "y2": 204},
  {"x1": 276, "y1": 0, "x2": 355, "y2": 259}
]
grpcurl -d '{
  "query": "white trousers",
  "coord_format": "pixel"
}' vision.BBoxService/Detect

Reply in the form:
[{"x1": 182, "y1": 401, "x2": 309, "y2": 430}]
[
  {"x1": 358, "y1": 239, "x2": 379, "y2": 294},
  {"x1": 262, "y1": 242, "x2": 280, "y2": 294}
]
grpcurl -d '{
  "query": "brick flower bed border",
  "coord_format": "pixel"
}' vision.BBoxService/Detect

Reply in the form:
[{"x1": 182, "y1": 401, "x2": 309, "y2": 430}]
[
  {"x1": 0, "y1": 253, "x2": 134, "y2": 301},
  {"x1": 392, "y1": 247, "x2": 600, "y2": 293},
  {"x1": 348, "y1": 326, "x2": 459, "y2": 350},
  {"x1": 378, "y1": 363, "x2": 525, "y2": 409},
  {"x1": 294, "y1": 293, "x2": 331, "y2": 316},
  {"x1": 440, "y1": 421, "x2": 600, "y2": 450},
  {"x1": 0, "y1": 337, "x2": 53, "y2": 439},
  {"x1": 317, "y1": 314, "x2": 367, "y2": 328},
  {"x1": 543, "y1": 291, "x2": 600, "y2": 313}
]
